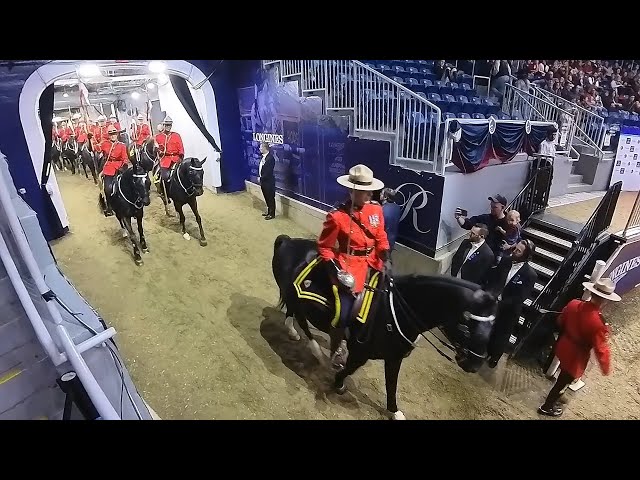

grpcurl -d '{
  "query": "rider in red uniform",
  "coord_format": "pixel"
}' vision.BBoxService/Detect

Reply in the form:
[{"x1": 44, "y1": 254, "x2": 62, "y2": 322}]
[
  {"x1": 100, "y1": 126, "x2": 129, "y2": 216},
  {"x1": 133, "y1": 114, "x2": 151, "y2": 146},
  {"x1": 155, "y1": 116, "x2": 184, "y2": 200},
  {"x1": 108, "y1": 113, "x2": 122, "y2": 132},
  {"x1": 317, "y1": 164, "x2": 391, "y2": 370}
]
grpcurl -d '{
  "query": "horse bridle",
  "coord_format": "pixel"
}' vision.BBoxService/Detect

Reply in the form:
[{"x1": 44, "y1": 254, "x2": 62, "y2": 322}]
[
  {"x1": 176, "y1": 163, "x2": 203, "y2": 196},
  {"x1": 117, "y1": 172, "x2": 149, "y2": 210},
  {"x1": 382, "y1": 278, "x2": 494, "y2": 362}
]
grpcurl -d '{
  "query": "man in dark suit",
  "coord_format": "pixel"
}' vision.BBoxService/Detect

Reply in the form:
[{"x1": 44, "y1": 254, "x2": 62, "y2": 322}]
[
  {"x1": 485, "y1": 239, "x2": 538, "y2": 368},
  {"x1": 449, "y1": 223, "x2": 495, "y2": 286},
  {"x1": 258, "y1": 141, "x2": 276, "y2": 220}
]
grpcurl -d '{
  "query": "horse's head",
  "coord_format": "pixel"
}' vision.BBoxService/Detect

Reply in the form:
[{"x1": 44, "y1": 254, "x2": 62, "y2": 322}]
[
  {"x1": 450, "y1": 287, "x2": 498, "y2": 373},
  {"x1": 393, "y1": 275, "x2": 498, "y2": 373},
  {"x1": 131, "y1": 162, "x2": 151, "y2": 207},
  {"x1": 183, "y1": 157, "x2": 206, "y2": 196}
]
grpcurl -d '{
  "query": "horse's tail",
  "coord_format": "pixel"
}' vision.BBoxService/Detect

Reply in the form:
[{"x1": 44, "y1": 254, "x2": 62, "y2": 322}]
[{"x1": 273, "y1": 234, "x2": 291, "y2": 311}]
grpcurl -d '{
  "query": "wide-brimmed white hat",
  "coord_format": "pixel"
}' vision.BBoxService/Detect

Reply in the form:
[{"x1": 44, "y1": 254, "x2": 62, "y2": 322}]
[
  {"x1": 582, "y1": 277, "x2": 621, "y2": 302},
  {"x1": 336, "y1": 164, "x2": 384, "y2": 191}
]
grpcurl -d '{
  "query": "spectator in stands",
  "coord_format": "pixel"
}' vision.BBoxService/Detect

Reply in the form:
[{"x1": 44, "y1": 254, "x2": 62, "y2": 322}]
[
  {"x1": 495, "y1": 210, "x2": 522, "y2": 264},
  {"x1": 455, "y1": 194, "x2": 509, "y2": 256},
  {"x1": 539, "y1": 126, "x2": 558, "y2": 159},
  {"x1": 485, "y1": 239, "x2": 538, "y2": 368},
  {"x1": 449, "y1": 223, "x2": 495, "y2": 286},
  {"x1": 435, "y1": 60, "x2": 455, "y2": 82},
  {"x1": 538, "y1": 278, "x2": 619, "y2": 417},
  {"x1": 515, "y1": 69, "x2": 530, "y2": 92},
  {"x1": 490, "y1": 60, "x2": 512, "y2": 102},
  {"x1": 380, "y1": 188, "x2": 402, "y2": 253}
]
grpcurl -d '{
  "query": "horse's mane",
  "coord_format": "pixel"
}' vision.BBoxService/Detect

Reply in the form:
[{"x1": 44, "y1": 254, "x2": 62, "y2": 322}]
[{"x1": 395, "y1": 273, "x2": 481, "y2": 293}]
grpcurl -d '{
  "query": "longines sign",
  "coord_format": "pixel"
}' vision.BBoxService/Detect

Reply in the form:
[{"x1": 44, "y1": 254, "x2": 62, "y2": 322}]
[{"x1": 253, "y1": 132, "x2": 284, "y2": 144}]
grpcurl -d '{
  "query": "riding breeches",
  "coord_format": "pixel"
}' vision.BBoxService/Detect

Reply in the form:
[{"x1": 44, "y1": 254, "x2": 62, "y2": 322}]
[
  {"x1": 103, "y1": 175, "x2": 115, "y2": 208},
  {"x1": 160, "y1": 167, "x2": 171, "y2": 184}
]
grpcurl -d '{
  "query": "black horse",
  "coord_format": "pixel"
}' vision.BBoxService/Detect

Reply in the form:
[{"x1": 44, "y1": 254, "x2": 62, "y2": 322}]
[
  {"x1": 128, "y1": 138, "x2": 157, "y2": 174},
  {"x1": 79, "y1": 142, "x2": 99, "y2": 184},
  {"x1": 272, "y1": 235, "x2": 498, "y2": 420},
  {"x1": 163, "y1": 157, "x2": 208, "y2": 247},
  {"x1": 51, "y1": 139, "x2": 64, "y2": 171},
  {"x1": 62, "y1": 137, "x2": 80, "y2": 174},
  {"x1": 99, "y1": 162, "x2": 152, "y2": 266}
]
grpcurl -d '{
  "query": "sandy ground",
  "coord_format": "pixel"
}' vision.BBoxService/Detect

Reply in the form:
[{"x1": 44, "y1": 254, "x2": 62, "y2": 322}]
[{"x1": 49, "y1": 172, "x2": 640, "y2": 420}]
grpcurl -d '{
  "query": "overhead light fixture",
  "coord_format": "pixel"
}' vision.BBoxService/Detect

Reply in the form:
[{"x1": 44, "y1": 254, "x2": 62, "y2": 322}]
[
  {"x1": 157, "y1": 73, "x2": 169, "y2": 85},
  {"x1": 147, "y1": 82, "x2": 155, "y2": 90},
  {"x1": 131, "y1": 91, "x2": 140, "y2": 99},
  {"x1": 63, "y1": 92, "x2": 69, "y2": 98},
  {"x1": 148, "y1": 61, "x2": 166, "y2": 73},
  {"x1": 77, "y1": 63, "x2": 101, "y2": 78}
]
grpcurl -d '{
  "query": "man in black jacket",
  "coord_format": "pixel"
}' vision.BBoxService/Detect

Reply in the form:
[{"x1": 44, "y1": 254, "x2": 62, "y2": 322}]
[
  {"x1": 258, "y1": 142, "x2": 276, "y2": 220},
  {"x1": 449, "y1": 223, "x2": 495, "y2": 286},
  {"x1": 455, "y1": 194, "x2": 509, "y2": 256},
  {"x1": 485, "y1": 239, "x2": 538, "y2": 368}
]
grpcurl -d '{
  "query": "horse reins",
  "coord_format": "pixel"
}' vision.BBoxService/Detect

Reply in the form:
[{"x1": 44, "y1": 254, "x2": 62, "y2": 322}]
[
  {"x1": 117, "y1": 173, "x2": 148, "y2": 210},
  {"x1": 176, "y1": 163, "x2": 203, "y2": 196}
]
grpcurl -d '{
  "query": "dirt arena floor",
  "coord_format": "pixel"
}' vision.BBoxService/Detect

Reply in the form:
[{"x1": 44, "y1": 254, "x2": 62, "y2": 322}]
[{"x1": 50, "y1": 172, "x2": 640, "y2": 420}]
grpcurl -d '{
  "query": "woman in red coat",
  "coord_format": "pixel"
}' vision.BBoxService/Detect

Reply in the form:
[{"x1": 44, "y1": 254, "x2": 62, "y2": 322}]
[
  {"x1": 538, "y1": 277, "x2": 620, "y2": 417},
  {"x1": 317, "y1": 164, "x2": 391, "y2": 370}
]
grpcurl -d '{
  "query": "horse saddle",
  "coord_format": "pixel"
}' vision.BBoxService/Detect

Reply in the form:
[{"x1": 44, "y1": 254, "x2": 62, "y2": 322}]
[{"x1": 292, "y1": 255, "x2": 385, "y2": 326}]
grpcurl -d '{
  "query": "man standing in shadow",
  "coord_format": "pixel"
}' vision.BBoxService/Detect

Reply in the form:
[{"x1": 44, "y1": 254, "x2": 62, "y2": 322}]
[{"x1": 258, "y1": 141, "x2": 276, "y2": 220}]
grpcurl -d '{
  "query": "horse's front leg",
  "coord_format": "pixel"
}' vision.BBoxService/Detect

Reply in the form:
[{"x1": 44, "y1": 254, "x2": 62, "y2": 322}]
[
  {"x1": 122, "y1": 216, "x2": 143, "y2": 266},
  {"x1": 384, "y1": 357, "x2": 405, "y2": 420},
  {"x1": 136, "y1": 211, "x2": 148, "y2": 253},
  {"x1": 334, "y1": 352, "x2": 368, "y2": 395},
  {"x1": 188, "y1": 198, "x2": 207, "y2": 246}
]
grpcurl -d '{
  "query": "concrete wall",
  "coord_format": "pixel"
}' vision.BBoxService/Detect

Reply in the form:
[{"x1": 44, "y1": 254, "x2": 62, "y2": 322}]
[
  {"x1": 549, "y1": 154, "x2": 574, "y2": 197},
  {"x1": 438, "y1": 154, "x2": 531, "y2": 250},
  {"x1": 245, "y1": 181, "x2": 442, "y2": 275}
]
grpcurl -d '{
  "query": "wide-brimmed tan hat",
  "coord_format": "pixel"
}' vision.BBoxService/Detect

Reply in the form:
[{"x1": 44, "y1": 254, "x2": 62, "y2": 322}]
[
  {"x1": 582, "y1": 277, "x2": 621, "y2": 302},
  {"x1": 336, "y1": 164, "x2": 384, "y2": 191}
]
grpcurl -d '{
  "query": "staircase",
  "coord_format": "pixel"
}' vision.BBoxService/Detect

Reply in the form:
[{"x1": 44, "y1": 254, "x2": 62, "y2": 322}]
[
  {"x1": 508, "y1": 180, "x2": 623, "y2": 360},
  {"x1": 262, "y1": 60, "x2": 444, "y2": 174}
]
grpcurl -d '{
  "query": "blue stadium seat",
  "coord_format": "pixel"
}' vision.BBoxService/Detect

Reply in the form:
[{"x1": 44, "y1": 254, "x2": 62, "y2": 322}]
[
  {"x1": 472, "y1": 113, "x2": 486, "y2": 119},
  {"x1": 457, "y1": 95, "x2": 469, "y2": 103},
  {"x1": 458, "y1": 112, "x2": 471, "y2": 119},
  {"x1": 497, "y1": 112, "x2": 511, "y2": 120},
  {"x1": 424, "y1": 60, "x2": 435, "y2": 68},
  {"x1": 393, "y1": 65, "x2": 406, "y2": 74},
  {"x1": 443, "y1": 112, "x2": 456, "y2": 121},
  {"x1": 428, "y1": 93, "x2": 441, "y2": 103},
  {"x1": 392, "y1": 76, "x2": 406, "y2": 85},
  {"x1": 411, "y1": 84, "x2": 427, "y2": 94},
  {"x1": 416, "y1": 91, "x2": 427, "y2": 100},
  {"x1": 406, "y1": 77, "x2": 420, "y2": 87},
  {"x1": 421, "y1": 79, "x2": 433, "y2": 88}
]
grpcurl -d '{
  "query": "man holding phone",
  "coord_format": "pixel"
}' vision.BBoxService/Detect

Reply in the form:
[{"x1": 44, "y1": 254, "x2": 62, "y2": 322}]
[{"x1": 454, "y1": 194, "x2": 509, "y2": 256}]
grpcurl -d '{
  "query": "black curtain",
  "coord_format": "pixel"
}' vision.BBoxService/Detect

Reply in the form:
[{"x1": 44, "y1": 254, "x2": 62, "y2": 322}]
[
  {"x1": 38, "y1": 83, "x2": 66, "y2": 239},
  {"x1": 450, "y1": 123, "x2": 491, "y2": 173},
  {"x1": 491, "y1": 122, "x2": 525, "y2": 162},
  {"x1": 169, "y1": 74, "x2": 221, "y2": 153}
]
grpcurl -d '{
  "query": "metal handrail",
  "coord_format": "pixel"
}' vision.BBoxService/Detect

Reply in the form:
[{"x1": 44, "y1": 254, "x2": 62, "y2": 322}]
[
  {"x1": 623, "y1": 190, "x2": 640, "y2": 238},
  {"x1": 529, "y1": 85, "x2": 606, "y2": 158},
  {"x1": 263, "y1": 60, "x2": 444, "y2": 173}
]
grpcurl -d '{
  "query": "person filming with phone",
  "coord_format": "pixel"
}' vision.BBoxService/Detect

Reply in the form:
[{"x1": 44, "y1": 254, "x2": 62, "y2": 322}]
[{"x1": 455, "y1": 195, "x2": 509, "y2": 256}]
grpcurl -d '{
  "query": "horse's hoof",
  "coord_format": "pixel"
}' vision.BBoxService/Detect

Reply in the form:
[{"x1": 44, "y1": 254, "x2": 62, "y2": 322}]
[
  {"x1": 122, "y1": 230, "x2": 128, "y2": 238},
  {"x1": 142, "y1": 247, "x2": 149, "y2": 254},
  {"x1": 135, "y1": 259, "x2": 143, "y2": 266},
  {"x1": 199, "y1": 239, "x2": 207, "y2": 247},
  {"x1": 391, "y1": 411, "x2": 406, "y2": 420},
  {"x1": 288, "y1": 331, "x2": 301, "y2": 341},
  {"x1": 335, "y1": 382, "x2": 347, "y2": 395},
  {"x1": 183, "y1": 233, "x2": 191, "y2": 240}
]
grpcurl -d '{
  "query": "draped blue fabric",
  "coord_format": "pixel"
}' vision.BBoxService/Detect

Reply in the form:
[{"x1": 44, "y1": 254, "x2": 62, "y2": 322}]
[
  {"x1": 450, "y1": 123, "x2": 491, "y2": 173},
  {"x1": 451, "y1": 121, "x2": 552, "y2": 173},
  {"x1": 524, "y1": 125, "x2": 549, "y2": 155},
  {"x1": 492, "y1": 122, "x2": 525, "y2": 162}
]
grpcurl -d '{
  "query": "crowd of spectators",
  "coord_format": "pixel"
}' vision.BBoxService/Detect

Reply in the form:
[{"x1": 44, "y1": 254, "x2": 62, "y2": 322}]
[{"x1": 514, "y1": 60, "x2": 640, "y2": 114}]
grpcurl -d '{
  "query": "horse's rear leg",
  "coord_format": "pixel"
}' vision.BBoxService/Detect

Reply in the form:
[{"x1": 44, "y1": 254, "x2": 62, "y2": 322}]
[
  {"x1": 188, "y1": 198, "x2": 207, "y2": 246},
  {"x1": 175, "y1": 202, "x2": 189, "y2": 240},
  {"x1": 136, "y1": 212, "x2": 148, "y2": 253}
]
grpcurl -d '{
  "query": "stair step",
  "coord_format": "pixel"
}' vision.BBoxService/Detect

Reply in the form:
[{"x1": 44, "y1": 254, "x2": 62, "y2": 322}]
[
  {"x1": 529, "y1": 261, "x2": 555, "y2": 278},
  {"x1": 535, "y1": 246, "x2": 565, "y2": 264},
  {"x1": 534, "y1": 282, "x2": 545, "y2": 292},
  {"x1": 0, "y1": 383, "x2": 65, "y2": 420},
  {"x1": 0, "y1": 340, "x2": 48, "y2": 377},
  {"x1": 0, "y1": 316, "x2": 36, "y2": 358},
  {"x1": 524, "y1": 298, "x2": 532, "y2": 307},
  {"x1": 523, "y1": 227, "x2": 573, "y2": 250},
  {"x1": 569, "y1": 173, "x2": 584, "y2": 184},
  {"x1": 518, "y1": 316, "x2": 525, "y2": 325},
  {"x1": 566, "y1": 182, "x2": 593, "y2": 194}
]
